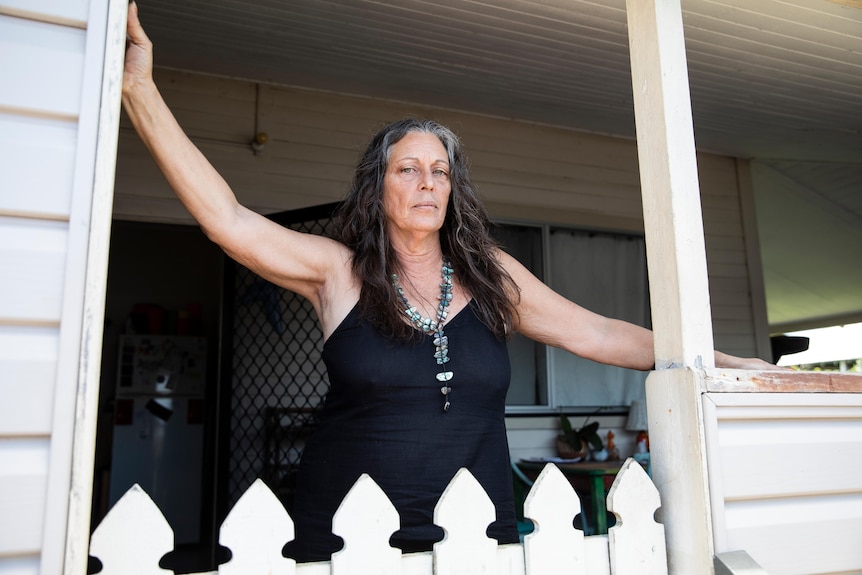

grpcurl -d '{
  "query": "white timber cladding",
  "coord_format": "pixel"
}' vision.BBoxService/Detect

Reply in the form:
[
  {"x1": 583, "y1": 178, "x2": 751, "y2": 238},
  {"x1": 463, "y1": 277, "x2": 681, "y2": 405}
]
[
  {"x1": 113, "y1": 69, "x2": 763, "y2": 359},
  {"x1": 703, "y1": 391, "x2": 862, "y2": 575},
  {"x1": 0, "y1": 0, "x2": 88, "y2": 27},
  {"x1": 0, "y1": 1, "x2": 124, "y2": 575}
]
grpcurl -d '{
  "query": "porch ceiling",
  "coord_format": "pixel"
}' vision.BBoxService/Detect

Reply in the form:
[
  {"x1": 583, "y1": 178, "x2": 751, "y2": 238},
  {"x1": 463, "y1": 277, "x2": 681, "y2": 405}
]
[{"x1": 134, "y1": 0, "x2": 862, "y2": 332}]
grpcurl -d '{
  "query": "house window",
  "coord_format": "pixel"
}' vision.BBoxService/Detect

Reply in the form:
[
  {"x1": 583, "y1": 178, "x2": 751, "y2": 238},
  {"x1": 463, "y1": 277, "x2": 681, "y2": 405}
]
[{"x1": 492, "y1": 222, "x2": 651, "y2": 413}]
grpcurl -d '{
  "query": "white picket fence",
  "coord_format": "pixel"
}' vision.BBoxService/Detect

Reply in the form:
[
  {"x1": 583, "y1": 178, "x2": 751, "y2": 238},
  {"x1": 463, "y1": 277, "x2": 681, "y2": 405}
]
[{"x1": 89, "y1": 458, "x2": 666, "y2": 575}]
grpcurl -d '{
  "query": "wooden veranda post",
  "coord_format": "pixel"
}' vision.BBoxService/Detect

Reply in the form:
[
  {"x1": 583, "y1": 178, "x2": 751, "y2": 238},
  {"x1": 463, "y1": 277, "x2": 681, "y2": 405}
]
[{"x1": 625, "y1": 0, "x2": 716, "y2": 573}]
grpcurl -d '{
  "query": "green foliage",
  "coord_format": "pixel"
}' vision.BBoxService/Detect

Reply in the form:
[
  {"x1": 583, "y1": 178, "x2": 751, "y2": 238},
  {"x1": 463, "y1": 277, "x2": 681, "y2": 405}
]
[{"x1": 559, "y1": 415, "x2": 604, "y2": 451}]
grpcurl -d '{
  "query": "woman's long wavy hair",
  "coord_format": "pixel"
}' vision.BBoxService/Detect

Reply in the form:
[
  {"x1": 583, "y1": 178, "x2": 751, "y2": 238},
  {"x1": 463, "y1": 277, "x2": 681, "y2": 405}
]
[{"x1": 334, "y1": 118, "x2": 519, "y2": 341}]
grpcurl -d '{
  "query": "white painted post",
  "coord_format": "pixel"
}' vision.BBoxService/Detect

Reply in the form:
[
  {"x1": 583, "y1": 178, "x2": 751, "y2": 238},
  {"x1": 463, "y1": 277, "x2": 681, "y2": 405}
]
[
  {"x1": 61, "y1": 0, "x2": 129, "y2": 574},
  {"x1": 645, "y1": 368, "x2": 714, "y2": 574},
  {"x1": 625, "y1": 0, "x2": 715, "y2": 368},
  {"x1": 624, "y1": 0, "x2": 716, "y2": 573}
]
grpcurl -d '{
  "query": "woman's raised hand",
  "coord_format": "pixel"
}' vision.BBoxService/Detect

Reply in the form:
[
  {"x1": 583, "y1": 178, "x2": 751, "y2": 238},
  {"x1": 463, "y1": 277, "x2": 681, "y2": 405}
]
[{"x1": 124, "y1": 2, "x2": 154, "y2": 95}]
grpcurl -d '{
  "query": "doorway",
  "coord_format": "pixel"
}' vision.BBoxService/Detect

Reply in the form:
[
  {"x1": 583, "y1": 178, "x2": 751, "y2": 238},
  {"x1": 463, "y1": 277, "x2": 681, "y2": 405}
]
[
  {"x1": 91, "y1": 203, "x2": 339, "y2": 572},
  {"x1": 91, "y1": 220, "x2": 223, "y2": 572}
]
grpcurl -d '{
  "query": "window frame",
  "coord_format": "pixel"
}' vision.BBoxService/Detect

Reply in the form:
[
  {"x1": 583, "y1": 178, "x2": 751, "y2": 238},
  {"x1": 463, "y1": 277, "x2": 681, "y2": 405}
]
[{"x1": 493, "y1": 219, "x2": 650, "y2": 415}]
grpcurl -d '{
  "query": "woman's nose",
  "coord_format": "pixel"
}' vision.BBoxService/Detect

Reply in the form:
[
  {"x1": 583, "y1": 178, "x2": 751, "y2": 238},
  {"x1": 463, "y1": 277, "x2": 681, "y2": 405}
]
[{"x1": 420, "y1": 170, "x2": 435, "y2": 190}]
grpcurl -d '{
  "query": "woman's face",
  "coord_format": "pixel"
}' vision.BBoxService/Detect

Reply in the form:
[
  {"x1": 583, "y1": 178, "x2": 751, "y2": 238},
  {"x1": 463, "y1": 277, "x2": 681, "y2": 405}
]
[{"x1": 382, "y1": 131, "x2": 452, "y2": 240}]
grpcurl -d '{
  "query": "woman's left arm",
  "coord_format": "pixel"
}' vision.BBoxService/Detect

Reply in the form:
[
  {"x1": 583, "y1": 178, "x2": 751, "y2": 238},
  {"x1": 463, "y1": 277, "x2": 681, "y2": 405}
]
[{"x1": 499, "y1": 250, "x2": 777, "y2": 371}]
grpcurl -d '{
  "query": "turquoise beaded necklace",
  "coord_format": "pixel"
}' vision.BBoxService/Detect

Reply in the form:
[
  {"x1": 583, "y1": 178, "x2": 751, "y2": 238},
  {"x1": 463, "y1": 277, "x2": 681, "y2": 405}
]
[{"x1": 391, "y1": 259, "x2": 454, "y2": 412}]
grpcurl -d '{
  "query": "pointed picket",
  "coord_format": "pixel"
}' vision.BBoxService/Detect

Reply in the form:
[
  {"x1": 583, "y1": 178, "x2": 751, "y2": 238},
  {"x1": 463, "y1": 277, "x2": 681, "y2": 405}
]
[
  {"x1": 607, "y1": 458, "x2": 668, "y2": 575},
  {"x1": 219, "y1": 479, "x2": 296, "y2": 575},
  {"x1": 433, "y1": 468, "x2": 497, "y2": 574},
  {"x1": 89, "y1": 484, "x2": 173, "y2": 575},
  {"x1": 331, "y1": 473, "x2": 401, "y2": 575},
  {"x1": 522, "y1": 463, "x2": 585, "y2": 575},
  {"x1": 90, "y1": 465, "x2": 671, "y2": 575}
]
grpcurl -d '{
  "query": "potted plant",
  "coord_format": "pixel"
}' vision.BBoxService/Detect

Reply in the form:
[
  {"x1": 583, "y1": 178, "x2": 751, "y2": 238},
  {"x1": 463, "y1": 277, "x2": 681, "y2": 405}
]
[{"x1": 557, "y1": 415, "x2": 604, "y2": 460}]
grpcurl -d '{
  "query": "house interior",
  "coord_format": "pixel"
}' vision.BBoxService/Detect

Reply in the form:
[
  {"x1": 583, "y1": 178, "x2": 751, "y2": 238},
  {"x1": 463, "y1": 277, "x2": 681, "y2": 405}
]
[{"x1": 88, "y1": 1, "x2": 861, "y2": 573}]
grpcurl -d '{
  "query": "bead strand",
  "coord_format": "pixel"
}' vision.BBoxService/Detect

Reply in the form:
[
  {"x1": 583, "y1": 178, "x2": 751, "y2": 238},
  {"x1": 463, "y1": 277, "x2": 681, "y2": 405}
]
[{"x1": 391, "y1": 260, "x2": 454, "y2": 412}]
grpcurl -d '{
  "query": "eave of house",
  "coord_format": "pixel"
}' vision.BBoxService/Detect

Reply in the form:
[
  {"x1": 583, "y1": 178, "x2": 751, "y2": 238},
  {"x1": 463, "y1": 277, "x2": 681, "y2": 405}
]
[{"x1": 129, "y1": 0, "x2": 862, "y2": 331}]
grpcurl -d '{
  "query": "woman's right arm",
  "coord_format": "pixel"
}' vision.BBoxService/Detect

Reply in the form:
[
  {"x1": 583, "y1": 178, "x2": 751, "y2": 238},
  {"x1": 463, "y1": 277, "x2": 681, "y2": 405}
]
[{"x1": 122, "y1": 2, "x2": 349, "y2": 311}]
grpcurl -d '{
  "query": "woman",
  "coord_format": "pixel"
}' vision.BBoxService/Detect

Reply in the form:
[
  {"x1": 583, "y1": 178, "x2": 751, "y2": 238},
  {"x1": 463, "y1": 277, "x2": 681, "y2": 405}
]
[{"x1": 122, "y1": 3, "x2": 774, "y2": 561}]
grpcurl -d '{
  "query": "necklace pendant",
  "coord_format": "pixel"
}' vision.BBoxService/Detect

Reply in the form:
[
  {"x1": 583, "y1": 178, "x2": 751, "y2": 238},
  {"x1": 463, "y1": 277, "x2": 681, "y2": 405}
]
[
  {"x1": 441, "y1": 386, "x2": 451, "y2": 412},
  {"x1": 436, "y1": 371, "x2": 453, "y2": 382}
]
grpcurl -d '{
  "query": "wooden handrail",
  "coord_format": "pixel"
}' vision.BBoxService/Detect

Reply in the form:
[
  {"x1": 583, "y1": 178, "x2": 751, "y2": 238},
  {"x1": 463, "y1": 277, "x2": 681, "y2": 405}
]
[{"x1": 703, "y1": 368, "x2": 862, "y2": 393}]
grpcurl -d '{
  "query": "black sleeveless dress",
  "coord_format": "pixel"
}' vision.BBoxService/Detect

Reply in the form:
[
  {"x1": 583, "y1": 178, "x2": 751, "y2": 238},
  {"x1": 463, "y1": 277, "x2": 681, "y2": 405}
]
[{"x1": 289, "y1": 301, "x2": 518, "y2": 562}]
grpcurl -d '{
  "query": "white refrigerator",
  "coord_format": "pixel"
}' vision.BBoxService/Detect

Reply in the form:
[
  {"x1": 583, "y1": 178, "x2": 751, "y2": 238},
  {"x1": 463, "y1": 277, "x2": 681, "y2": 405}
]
[{"x1": 108, "y1": 335, "x2": 207, "y2": 544}]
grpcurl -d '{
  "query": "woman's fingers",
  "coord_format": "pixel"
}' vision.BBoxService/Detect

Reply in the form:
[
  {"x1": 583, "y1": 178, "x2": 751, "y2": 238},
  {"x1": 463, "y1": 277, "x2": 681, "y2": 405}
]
[
  {"x1": 127, "y1": 1, "x2": 147, "y2": 43},
  {"x1": 123, "y1": 1, "x2": 154, "y2": 89},
  {"x1": 126, "y1": 1, "x2": 151, "y2": 53}
]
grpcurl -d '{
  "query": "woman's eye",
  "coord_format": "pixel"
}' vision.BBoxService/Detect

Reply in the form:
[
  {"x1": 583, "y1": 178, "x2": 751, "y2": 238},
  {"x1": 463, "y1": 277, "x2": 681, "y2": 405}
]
[
  {"x1": 434, "y1": 169, "x2": 448, "y2": 177},
  {"x1": 401, "y1": 167, "x2": 416, "y2": 174}
]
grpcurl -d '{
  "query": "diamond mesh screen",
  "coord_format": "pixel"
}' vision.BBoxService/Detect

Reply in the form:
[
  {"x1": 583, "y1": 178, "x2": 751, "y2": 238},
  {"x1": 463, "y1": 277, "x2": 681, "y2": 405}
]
[{"x1": 223, "y1": 203, "x2": 339, "y2": 512}]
